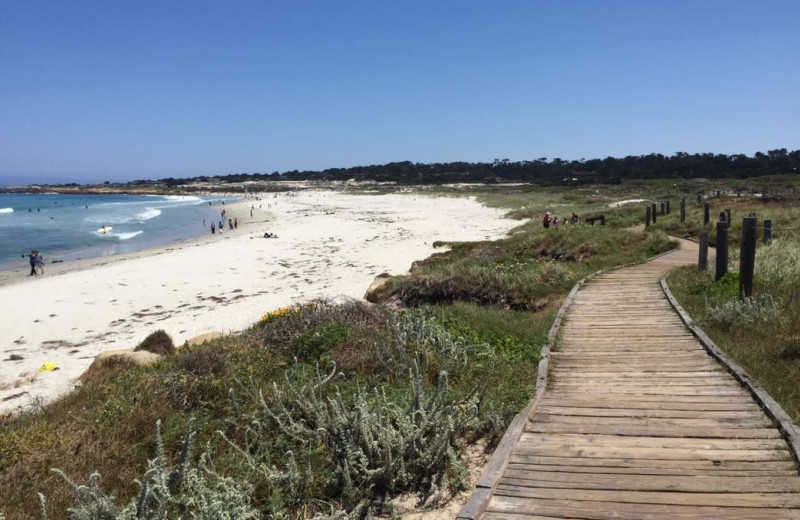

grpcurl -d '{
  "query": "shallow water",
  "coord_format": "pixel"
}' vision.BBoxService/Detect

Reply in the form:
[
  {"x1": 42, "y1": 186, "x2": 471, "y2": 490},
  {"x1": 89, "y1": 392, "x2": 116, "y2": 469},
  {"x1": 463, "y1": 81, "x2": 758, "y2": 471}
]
[{"x1": 0, "y1": 193, "x2": 235, "y2": 271}]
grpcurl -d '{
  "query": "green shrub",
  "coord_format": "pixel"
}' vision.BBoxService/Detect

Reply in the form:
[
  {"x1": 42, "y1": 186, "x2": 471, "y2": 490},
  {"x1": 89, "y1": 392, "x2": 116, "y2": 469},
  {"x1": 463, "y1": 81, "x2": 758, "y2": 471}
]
[
  {"x1": 291, "y1": 322, "x2": 349, "y2": 362},
  {"x1": 134, "y1": 330, "x2": 175, "y2": 355}
]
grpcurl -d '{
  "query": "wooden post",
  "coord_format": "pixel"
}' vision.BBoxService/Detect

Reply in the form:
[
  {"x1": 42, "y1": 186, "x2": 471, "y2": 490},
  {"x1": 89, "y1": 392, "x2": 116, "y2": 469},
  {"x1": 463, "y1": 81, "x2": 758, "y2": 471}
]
[
  {"x1": 697, "y1": 194, "x2": 702, "y2": 204},
  {"x1": 725, "y1": 209, "x2": 731, "y2": 227},
  {"x1": 739, "y1": 215, "x2": 757, "y2": 300},
  {"x1": 666, "y1": 200, "x2": 671, "y2": 214},
  {"x1": 764, "y1": 219, "x2": 772, "y2": 245},
  {"x1": 680, "y1": 198, "x2": 685, "y2": 222},
  {"x1": 651, "y1": 203, "x2": 657, "y2": 223},
  {"x1": 715, "y1": 214, "x2": 728, "y2": 281},
  {"x1": 600, "y1": 215, "x2": 605, "y2": 226},
  {"x1": 646, "y1": 206, "x2": 651, "y2": 227},
  {"x1": 699, "y1": 231, "x2": 708, "y2": 271},
  {"x1": 660, "y1": 202, "x2": 666, "y2": 216},
  {"x1": 703, "y1": 203, "x2": 710, "y2": 224}
]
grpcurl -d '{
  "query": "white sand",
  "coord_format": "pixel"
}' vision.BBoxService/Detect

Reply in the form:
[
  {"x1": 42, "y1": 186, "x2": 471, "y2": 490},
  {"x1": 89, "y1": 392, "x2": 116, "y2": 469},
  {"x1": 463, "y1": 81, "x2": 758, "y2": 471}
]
[{"x1": 0, "y1": 189, "x2": 515, "y2": 415}]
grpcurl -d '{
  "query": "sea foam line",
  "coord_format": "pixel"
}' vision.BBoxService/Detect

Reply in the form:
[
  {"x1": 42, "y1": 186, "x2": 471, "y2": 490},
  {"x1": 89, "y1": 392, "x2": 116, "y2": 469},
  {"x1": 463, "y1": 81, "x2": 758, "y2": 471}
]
[{"x1": 0, "y1": 208, "x2": 13, "y2": 214}]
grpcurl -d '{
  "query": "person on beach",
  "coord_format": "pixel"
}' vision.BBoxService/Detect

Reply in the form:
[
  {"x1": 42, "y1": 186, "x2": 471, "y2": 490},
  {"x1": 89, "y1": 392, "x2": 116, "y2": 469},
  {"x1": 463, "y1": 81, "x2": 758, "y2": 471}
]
[
  {"x1": 34, "y1": 251, "x2": 44, "y2": 274},
  {"x1": 211, "y1": 221, "x2": 216, "y2": 234},
  {"x1": 26, "y1": 250, "x2": 37, "y2": 276},
  {"x1": 234, "y1": 218, "x2": 238, "y2": 229},
  {"x1": 543, "y1": 212, "x2": 552, "y2": 229}
]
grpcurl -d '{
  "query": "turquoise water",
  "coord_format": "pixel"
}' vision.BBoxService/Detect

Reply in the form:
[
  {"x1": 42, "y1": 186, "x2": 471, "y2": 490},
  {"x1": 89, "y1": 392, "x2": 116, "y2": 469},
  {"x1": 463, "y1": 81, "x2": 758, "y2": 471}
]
[{"x1": 0, "y1": 193, "x2": 235, "y2": 271}]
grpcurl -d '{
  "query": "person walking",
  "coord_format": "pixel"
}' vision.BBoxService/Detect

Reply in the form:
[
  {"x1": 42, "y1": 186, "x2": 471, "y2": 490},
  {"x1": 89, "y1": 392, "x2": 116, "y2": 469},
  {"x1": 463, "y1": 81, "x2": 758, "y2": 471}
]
[
  {"x1": 211, "y1": 221, "x2": 216, "y2": 234},
  {"x1": 543, "y1": 212, "x2": 552, "y2": 229},
  {"x1": 34, "y1": 251, "x2": 44, "y2": 274},
  {"x1": 24, "y1": 250, "x2": 37, "y2": 276}
]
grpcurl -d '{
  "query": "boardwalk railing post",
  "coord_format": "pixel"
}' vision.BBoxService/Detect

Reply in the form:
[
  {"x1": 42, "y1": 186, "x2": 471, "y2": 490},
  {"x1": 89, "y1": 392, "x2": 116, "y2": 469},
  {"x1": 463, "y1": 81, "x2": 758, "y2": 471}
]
[
  {"x1": 764, "y1": 219, "x2": 772, "y2": 245},
  {"x1": 715, "y1": 214, "x2": 728, "y2": 281},
  {"x1": 660, "y1": 202, "x2": 666, "y2": 216},
  {"x1": 651, "y1": 203, "x2": 657, "y2": 223},
  {"x1": 646, "y1": 206, "x2": 651, "y2": 227},
  {"x1": 739, "y1": 214, "x2": 757, "y2": 300},
  {"x1": 666, "y1": 200, "x2": 671, "y2": 214},
  {"x1": 699, "y1": 231, "x2": 708, "y2": 271},
  {"x1": 703, "y1": 203, "x2": 710, "y2": 224},
  {"x1": 725, "y1": 209, "x2": 731, "y2": 227},
  {"x1": 680, "y1": 198, "x2": 686, "y2": 222}
]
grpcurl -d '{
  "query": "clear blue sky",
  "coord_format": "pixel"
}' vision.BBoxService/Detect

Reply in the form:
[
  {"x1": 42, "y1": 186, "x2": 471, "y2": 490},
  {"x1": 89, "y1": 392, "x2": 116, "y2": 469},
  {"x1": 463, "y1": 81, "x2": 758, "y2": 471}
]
[{"x1": 1, "y1": 0, "x2": 798, "y2": 184}]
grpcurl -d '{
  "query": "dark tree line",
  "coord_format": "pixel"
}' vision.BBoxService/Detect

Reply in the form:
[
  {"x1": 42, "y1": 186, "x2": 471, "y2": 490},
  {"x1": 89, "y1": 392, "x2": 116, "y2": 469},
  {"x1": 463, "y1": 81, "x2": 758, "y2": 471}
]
[{"x1": 148, "y1": 149, "x2": 799, "y2": 187}]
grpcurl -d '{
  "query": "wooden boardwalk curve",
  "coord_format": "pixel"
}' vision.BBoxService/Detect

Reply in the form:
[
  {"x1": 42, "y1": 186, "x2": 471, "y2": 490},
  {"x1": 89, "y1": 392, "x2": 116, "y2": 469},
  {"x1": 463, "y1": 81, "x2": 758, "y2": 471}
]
[{"x1": 467, "y1": 245, "x2": 800, "y2": 519}]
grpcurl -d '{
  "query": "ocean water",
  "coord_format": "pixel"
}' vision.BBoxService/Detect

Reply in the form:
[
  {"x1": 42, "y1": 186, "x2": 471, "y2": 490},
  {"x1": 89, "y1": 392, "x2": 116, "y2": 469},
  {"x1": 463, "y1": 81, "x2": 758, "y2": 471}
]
[{"x1": 0, "y1": 193, "x2": 236, "y2": 271}]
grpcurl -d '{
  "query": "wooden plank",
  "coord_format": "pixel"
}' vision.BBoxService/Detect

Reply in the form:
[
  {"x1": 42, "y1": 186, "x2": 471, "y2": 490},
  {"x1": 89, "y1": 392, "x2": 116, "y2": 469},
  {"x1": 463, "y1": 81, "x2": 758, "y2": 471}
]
[
  {"x1": 492, "y1": 485, "x2": 800, "y2": 508},
  {"x1": 484, "y1": 496, "x2": 800, "y2": 519},
  {"x1": 536, "y1": 396, "x2": 758, "y2": 408},
  {"x1": 506, "y1": 462, "x2": 799, "y2": 477},
  {"x1": 513, "y1": 444, "x2": 791, "y2": 462},
  {"x1": 500, "y1": 470, "x2": 800, "y2": 493},
  {"x1": 530, "y1": 414, "x2": 768, "y2": 429},
  {"x1": 535, "y1": 406, "x2": 765, "y2": 419},
  {"x1": 519, "y1": 432, "x2": 787, "y2": 450},
  {"x1": 526, "y1": 423, "x2": 780, "y2": 439},
  {"x1": 507, "y1": 455, "x2": 798, "y2": 471}
]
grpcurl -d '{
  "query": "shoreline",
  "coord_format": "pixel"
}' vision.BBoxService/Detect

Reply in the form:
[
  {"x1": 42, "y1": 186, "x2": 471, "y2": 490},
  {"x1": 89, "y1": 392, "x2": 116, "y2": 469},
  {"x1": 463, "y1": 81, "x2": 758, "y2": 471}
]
[
  {"x1": 0, "y1": 196, "x2": 267, "y2": 288},
  {"x1": 0, "y1": 190, "x2": 517, "y2": 415}
]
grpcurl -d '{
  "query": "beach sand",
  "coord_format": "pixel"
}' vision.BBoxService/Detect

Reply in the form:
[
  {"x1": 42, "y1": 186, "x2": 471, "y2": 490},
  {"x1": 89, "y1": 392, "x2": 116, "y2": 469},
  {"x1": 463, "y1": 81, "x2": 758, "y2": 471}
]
[{"x1": 0, "y1": 189, "x2": 515, "y2": 415}]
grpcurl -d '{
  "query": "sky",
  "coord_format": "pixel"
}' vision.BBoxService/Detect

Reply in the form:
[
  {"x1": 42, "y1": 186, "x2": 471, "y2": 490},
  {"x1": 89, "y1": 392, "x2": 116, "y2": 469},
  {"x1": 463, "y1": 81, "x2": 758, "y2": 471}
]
[{"x1": 1, "y1": 0, "x2": 798, "y2": 184}]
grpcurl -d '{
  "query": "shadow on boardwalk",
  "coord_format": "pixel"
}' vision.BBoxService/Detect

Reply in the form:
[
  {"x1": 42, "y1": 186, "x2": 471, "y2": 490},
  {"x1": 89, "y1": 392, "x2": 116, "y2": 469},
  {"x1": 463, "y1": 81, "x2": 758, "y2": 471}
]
[{"x1": 460, "y1": 241, "x2": 800, "y2": 520}]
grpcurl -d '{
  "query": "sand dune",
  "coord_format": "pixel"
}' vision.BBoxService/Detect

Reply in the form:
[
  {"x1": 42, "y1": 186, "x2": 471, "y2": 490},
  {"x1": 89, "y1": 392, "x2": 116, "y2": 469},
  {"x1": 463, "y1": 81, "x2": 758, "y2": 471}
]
[{"x1": 0, "y1": 189, "x2": 515, "y2": 415}]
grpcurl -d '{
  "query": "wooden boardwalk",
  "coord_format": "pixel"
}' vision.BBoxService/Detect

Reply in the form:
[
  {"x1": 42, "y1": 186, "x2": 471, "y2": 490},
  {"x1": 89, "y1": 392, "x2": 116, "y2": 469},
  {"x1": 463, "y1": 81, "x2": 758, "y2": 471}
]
[{"x1": 469, "y1": 246, "x2": 800, "y2": 519}]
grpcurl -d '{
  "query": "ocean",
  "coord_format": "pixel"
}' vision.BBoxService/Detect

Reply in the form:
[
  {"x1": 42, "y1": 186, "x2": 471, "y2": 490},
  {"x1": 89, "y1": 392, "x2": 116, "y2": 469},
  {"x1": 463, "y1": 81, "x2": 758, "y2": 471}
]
[{"x1": 0, "y1": 193, "x2": 236, "y2": 271}]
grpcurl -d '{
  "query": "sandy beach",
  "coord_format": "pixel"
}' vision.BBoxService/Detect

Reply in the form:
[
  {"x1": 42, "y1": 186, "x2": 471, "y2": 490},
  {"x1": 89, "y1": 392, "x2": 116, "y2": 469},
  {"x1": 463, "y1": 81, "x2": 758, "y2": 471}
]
[{"x1": 0, "y1": 189, "x2": 516, "y2": 415}]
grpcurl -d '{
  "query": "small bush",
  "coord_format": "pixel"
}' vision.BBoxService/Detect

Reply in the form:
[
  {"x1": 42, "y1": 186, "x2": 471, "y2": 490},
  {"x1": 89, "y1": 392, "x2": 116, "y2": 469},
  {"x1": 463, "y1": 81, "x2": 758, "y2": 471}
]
[
  {"x1": 291, "y1": 322, "x2": 349, "y2": 362},
  {"x1": 705, "y1": 293, "x2": 784, "y2": 328},
  {"x1": 135, "y1": 330, "x2": 175, "y2": 355}
]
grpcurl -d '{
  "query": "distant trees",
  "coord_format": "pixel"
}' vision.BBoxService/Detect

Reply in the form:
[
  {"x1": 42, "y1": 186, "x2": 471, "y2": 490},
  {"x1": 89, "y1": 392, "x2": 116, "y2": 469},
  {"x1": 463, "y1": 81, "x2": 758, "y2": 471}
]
[{"x1": 150, "y1": 149, "x2": 800, "y2": 187}]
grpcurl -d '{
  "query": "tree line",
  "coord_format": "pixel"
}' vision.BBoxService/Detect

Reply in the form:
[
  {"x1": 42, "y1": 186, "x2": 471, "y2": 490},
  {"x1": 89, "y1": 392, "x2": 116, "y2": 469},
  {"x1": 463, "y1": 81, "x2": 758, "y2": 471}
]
[{"x1": 149, "y1": 149, "x2": 799, "y2": 187}]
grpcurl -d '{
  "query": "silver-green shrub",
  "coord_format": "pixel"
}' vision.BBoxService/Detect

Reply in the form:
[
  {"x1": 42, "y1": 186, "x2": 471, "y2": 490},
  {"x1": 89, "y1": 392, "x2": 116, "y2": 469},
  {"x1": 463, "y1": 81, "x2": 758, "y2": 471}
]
[
  {"x1": 380, "y1": 311, "x2": 494, "y2": 379},
  {"x1": 247, "y1": 359, "x2": 479, "y2": 512},
  {"x1": 705, "y1": 293, "x2": 784, "y2": 327},
  {"x1": 42, "y1": 420, "x2": 258, "y2": 520}
]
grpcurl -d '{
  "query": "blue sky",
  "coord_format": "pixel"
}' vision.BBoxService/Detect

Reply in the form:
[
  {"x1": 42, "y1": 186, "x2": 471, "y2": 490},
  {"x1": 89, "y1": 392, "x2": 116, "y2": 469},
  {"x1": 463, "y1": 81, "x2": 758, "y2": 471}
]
[{"x1": 1, "y1": 0, "x2": 798, "y2": 184}]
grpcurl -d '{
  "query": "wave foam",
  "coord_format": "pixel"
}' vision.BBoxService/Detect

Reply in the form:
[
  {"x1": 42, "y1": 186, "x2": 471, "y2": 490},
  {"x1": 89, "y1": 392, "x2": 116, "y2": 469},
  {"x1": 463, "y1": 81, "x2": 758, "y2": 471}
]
[
  {"x1": 136, "y1": 208, "x2": 161, "y2": 221},
  {"x1": 0, "y1": 208, "x2": 13, "y2": 214},
  {"x1": 116, "y1": 231, "x2": 144, "y2": 240}
]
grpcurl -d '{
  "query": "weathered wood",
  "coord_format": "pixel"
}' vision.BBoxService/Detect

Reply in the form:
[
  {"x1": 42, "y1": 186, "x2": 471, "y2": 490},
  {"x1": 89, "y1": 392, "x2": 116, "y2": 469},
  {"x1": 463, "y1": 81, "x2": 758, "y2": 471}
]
[
  {"x1": 492, "y1": 485, "x2": 800, "y2": 508},
  {"x1": 716, "y1": 213, "x2": 729, "y2": 281},
  {"x1": 740, "y1": 214, "x2": 757, "y2": 299},
  {"x1": 468, "y1": 244, "x2": 800, "y2": 520},
  {"x1": 485, "y1": 496, "x2": 800, "y2": 519},
  {"x1": 500, "y1": 470, "x2": 800, "y2": 493}
]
